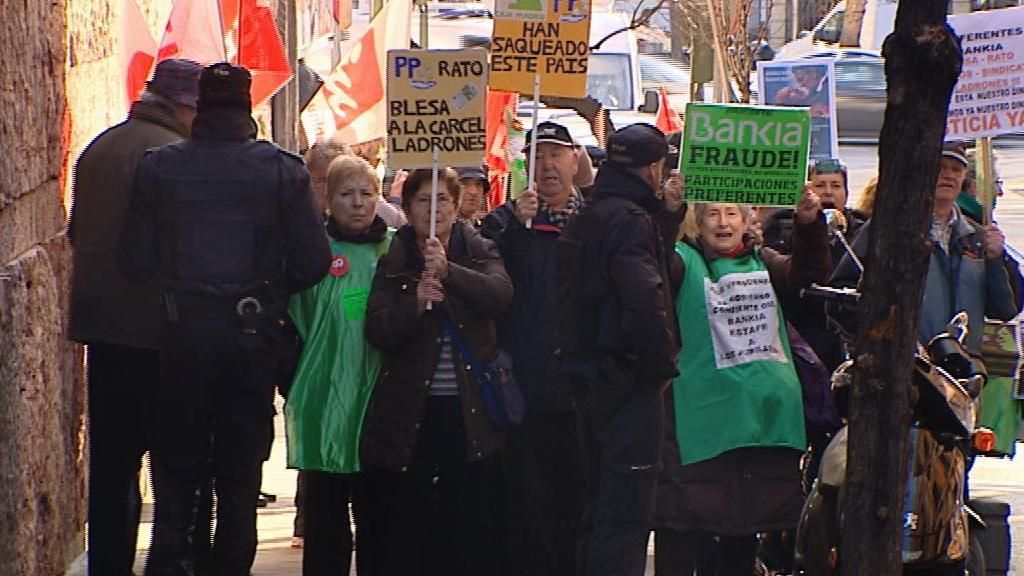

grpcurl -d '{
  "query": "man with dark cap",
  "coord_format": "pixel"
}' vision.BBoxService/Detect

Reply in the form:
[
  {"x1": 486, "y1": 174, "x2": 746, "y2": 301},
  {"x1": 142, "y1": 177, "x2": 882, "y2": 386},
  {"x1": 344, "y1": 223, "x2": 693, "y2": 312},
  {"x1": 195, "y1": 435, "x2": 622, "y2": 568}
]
[
  {"x1": 117, "y1": 63, "x2": 331, "y2": 576},
  {"x1": 455, "y1": 165, "x2": 489, "y2": 227},
  {"x1": 832, "y1": 140, "x2": 1021, "y2": 357},
  {"x1": 69, "y1": 58, "x2": 203, "y2": 576},
  {"x1": 481, "y1": 121, "x2": 588, "y2": 576},
  {"x1": 557, "y1": 123, "x2": 684, "y2": 576}
]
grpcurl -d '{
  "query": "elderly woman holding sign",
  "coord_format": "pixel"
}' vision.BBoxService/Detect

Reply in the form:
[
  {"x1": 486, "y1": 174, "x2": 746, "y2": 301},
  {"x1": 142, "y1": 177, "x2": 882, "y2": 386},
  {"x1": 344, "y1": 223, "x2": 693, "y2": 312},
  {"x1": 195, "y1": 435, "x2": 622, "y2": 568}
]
[
  {"x1": 653, "y1": 188, "x2": 831, "y2": 576},
  {"x1": 361, "y1": 167, "x2": 513, "y2": 576}
]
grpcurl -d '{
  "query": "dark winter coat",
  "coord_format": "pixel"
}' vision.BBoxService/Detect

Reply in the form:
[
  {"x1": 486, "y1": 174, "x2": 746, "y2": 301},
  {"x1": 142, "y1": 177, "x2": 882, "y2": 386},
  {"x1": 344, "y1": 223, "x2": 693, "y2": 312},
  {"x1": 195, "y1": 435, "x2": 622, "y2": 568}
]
[
  {"x1": 557, "y1": 165, "x2": 685, "y2": 386},
  {"x1": 68, "y1": 95, "x2": 190, "y2": 348},
  {"x1": 763, "y1": 206, "x2": 867, "y2": 369},
  {"x1": 116, "y1": 108, "x2": 331, "y2": 347},
  {"x1": 654, "y1": 218, "x2": 831, "y2": 535},
  {"x1": 481, "y1": 197, "x2": 579, "y2": 413},
  {"x1": 361, "y1": 222, "x2": 514, "y2": 472}
]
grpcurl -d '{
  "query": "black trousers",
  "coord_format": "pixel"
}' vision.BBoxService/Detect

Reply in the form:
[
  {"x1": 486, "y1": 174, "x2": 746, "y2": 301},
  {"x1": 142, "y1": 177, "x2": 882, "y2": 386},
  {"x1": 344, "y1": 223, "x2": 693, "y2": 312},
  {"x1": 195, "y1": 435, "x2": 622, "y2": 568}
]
[
  {"x1": 87, "y1": 343, "x2": 159, "y2": 576},
  {"x1": 374, "y1": 396, "x2": 503, "y2": 576},
  {"x1": 294, "y1": 470, "x2": 307, "y2": 538},
  {"x1": 577, "y1": 380, "x2": 664, "y2": 576},
  {"x1": 653, "y1": 530, "x2": 758, "y2": 576},
  {"x1": 503, "y1": 410, "x2": 583, "y2": 576},
  {"x1": 301, "y1": 471, "x2": 376, "y2": 576},
  {"x1": 144, "y1": 345, "x2": 275, "y2": 576}
]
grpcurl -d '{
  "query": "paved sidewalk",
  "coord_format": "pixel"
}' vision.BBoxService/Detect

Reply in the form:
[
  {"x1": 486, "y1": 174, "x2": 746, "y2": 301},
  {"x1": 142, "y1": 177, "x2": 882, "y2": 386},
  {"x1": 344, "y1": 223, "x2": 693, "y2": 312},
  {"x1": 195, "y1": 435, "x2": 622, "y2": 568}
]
[{"x1": 66, "y1": 401, "x2": 1023, "y2": 575}]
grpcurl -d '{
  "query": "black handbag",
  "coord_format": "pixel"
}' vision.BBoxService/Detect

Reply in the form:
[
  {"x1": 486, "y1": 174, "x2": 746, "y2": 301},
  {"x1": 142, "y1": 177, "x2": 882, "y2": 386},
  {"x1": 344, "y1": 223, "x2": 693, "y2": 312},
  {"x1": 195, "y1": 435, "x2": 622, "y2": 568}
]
[{"x1": 440, "y1": 313, "x2": 526, "y2": 431}]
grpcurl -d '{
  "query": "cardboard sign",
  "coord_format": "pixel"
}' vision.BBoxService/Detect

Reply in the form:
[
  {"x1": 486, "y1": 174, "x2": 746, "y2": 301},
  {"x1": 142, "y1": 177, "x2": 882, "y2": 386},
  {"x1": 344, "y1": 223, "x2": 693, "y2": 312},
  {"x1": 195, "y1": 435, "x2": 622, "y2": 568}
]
[
  {"x1": 386, "y1": 49, "x2": 489, "y2": 169},
  {"x1": 681, "y1": 103, "x2": 810, "y2": 207},
  {"x1": 490, "y1": 0, "x2": 592, "y2": 98},
  {"x1": 947, "y1": 6, "x2": 1024, "y2": 139},
  {"x1": 757, "y1": 58, "x2": 837, "y2": 161}
]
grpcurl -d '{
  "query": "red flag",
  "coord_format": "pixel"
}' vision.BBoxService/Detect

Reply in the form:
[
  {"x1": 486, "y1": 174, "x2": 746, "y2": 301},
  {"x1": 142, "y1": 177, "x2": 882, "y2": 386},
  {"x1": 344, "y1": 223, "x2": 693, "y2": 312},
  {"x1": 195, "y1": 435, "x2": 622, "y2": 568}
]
[
  {"x1": 655, "y1": 87, "x2": 683, "y2": 134},
  {"x1": 158, "y1": 0, "x2": 292, "y2": 108},
  {"x1": 121, "y1": 0, "x2": 158, "y2": 109},
  {"x1": 485, "y1": 90, "x2": 518, "y2": 207},
  {"x1": 221, "y1": 0, "x2": 293, "y2": 106},
  {"x1": 301, "y1": 0, "x2": 411, "y2": 145},
  {"x1": 158, "y1": 0, "x2": 226, "y2": 64}
]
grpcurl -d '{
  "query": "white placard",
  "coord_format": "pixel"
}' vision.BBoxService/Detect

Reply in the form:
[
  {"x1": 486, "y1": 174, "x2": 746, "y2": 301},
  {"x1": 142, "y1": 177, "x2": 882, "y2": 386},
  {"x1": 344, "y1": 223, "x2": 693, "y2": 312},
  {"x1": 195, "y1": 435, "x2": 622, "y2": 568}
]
[
  {"x1": 947, "y1": 6, "x2": 1024, "y2": 139},
  {"x1": 704, "y1": 271, "x2": 787, "y2": 369}
]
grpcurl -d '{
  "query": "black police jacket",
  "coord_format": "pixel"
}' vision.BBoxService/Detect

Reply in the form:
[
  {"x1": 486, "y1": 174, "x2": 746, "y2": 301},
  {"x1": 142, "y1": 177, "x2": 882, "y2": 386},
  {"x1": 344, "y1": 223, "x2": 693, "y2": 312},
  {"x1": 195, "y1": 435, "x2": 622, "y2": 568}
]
[{"x1": 117, "y1": 110, "x2": 331, "y2": 339}]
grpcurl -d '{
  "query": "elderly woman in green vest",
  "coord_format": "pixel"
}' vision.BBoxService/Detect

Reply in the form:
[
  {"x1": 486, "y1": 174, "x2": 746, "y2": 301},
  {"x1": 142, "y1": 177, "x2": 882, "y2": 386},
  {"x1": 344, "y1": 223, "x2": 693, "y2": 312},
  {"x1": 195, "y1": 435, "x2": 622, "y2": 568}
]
[
  {"x1": 653, "y1": 188, "x2": 831, "y2": 576},
  {"x1": 285, "y1": 154, "x2": 393, "y2": 576}
]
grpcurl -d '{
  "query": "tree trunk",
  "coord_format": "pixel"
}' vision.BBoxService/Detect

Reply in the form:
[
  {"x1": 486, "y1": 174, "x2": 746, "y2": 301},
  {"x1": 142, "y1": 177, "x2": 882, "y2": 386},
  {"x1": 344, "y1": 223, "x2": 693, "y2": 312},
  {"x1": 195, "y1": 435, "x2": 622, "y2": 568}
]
[
  {"x1": 839, "y1": 0, "x2": 866, "y2": 46},
  {"x1": 840, "y1": 3, "x2": 961, "y2": 576}
]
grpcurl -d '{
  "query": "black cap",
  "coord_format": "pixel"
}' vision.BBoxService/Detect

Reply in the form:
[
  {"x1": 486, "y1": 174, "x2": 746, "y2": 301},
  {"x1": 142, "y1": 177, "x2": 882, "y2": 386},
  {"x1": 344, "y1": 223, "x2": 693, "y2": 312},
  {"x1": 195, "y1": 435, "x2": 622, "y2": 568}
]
[
  {"x1": 522, "y1": 121, "x2": 574, "y2": 152},
  {"x1": 455, "y1": 166, "x2": 487, "y2": 181},
  {"x1": 198, "y1": 63, "x2": 252, "y2": 112},
  {"x1": 606, "y1": 123, "x2": 668, "y2": 168}
]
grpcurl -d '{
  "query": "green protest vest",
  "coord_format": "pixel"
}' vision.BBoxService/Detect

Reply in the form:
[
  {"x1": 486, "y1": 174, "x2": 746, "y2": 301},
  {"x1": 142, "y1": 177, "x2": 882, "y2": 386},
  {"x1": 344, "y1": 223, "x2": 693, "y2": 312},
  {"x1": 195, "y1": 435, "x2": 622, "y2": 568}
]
[
  {"x1": 285, "y1": 232, "x2": 393, "y2": 474},
  {"x1": 673, "y1": 241, "x2": 806, "y2": 466}
]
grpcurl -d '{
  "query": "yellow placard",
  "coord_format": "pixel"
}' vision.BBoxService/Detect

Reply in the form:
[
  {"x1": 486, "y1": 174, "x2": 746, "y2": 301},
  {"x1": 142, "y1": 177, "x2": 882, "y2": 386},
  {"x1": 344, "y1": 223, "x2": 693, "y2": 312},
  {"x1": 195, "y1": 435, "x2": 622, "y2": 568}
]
[
  {"x1": 490, "y1": 0, "x2": 592, "y2": 98},
  {"x1": 386, "y1": 49, "x2": 489, "y2": 169}
]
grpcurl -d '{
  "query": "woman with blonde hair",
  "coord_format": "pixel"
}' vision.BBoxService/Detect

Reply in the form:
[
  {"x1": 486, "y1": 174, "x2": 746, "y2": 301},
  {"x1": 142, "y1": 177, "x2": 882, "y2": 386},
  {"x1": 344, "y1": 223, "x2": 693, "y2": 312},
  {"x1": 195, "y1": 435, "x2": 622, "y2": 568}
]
[{"x1": 285, "y1": 154, "x2": 392, "y2": 575}]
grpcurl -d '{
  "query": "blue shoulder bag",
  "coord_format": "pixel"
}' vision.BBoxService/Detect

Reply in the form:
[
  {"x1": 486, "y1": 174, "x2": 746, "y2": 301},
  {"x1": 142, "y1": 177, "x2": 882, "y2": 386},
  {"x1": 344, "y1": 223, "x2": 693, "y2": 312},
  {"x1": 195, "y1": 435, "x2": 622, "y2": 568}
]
[{"x1": 439, "y1": 313, "x2": 526, "y2": 431}]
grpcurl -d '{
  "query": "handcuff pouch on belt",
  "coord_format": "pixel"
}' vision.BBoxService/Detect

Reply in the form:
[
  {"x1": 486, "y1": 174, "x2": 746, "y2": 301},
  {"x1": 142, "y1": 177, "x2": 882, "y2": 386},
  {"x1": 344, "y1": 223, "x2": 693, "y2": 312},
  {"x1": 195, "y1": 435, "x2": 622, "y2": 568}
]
[{"x1": 236, "y1": 296, "x2": 265, "y2": 351}]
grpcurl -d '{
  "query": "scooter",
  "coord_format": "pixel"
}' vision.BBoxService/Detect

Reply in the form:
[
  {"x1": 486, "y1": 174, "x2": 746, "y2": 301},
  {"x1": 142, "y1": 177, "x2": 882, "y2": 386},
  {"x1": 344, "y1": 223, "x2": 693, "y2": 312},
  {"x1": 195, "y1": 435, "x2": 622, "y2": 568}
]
[{"x1": 792, "y1": 289, "x2": 991, "y2": 576}]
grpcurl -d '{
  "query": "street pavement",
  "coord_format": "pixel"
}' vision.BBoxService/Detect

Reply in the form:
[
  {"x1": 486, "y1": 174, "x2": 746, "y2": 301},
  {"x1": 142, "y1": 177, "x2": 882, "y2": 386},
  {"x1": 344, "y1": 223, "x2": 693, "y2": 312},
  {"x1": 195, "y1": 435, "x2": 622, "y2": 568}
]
[{"x1": 69, "y1": 143, "x2": 1024, "y2": 575}]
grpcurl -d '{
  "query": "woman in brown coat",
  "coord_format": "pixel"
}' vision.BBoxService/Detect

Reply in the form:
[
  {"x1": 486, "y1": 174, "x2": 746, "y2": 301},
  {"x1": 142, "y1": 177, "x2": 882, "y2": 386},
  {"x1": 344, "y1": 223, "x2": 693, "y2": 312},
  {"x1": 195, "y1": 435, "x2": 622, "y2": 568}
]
[{"x1": 361, "y1": 167, "x2": 513, "y2": 576}]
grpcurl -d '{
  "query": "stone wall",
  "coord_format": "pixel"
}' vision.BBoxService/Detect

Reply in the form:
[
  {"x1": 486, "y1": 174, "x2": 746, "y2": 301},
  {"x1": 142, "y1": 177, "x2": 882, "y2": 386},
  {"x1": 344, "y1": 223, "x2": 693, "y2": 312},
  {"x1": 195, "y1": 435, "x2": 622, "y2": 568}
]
[{"x1": 0, "y1": 0, "x2": 84, "y2": 574}]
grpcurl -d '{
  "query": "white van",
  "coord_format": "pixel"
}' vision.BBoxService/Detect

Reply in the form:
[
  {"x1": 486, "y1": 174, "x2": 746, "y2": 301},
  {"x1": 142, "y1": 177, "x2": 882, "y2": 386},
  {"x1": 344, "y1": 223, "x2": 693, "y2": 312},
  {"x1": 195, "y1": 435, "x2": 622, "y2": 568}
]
[{"x1": 774, "y1": 0, "x2": 898, "y2": 60}]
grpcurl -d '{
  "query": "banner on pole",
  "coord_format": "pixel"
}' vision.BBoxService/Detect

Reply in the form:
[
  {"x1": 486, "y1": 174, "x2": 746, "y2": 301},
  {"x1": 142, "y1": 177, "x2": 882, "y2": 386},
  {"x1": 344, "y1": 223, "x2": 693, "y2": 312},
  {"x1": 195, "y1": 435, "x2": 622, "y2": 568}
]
[
  {"x1": 490, "y1": 0, "x2": 592, "y2": 98},
  {"x1": 387, "y1": 49, "x2": 489, "y2": 169},
  {"x1": 681, "y1": 103, "x2": 810, "y2": 207},
  {"x1": 301, "y1": 0, "x2": 411, "y2": 146},
  {"x1": 947, "y1": 6, "x2": 1024, "y2": 140},
  {"x1": 756, "y1": 58, "x2": 837, "y2": 161}
]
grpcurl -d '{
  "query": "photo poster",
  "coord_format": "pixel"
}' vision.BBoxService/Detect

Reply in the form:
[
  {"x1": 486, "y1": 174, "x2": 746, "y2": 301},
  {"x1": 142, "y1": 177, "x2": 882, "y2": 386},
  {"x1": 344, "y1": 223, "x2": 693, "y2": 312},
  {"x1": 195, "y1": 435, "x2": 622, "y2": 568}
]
[
  {"x1": 757, "y1": 58, "x2": 837, "y2": 161},
  {"x1": 680, "y1": 103, "x2": 811, "y2": 207},
  {"x1": 947, "y1": 6, "x2": 1024, "y2": 139},
  {"x1": 386, "y1": 48, "x2": 489, "y2": 169},
  {"x1": 490, "y1": 0, "x2": 592, "y2": 98}
]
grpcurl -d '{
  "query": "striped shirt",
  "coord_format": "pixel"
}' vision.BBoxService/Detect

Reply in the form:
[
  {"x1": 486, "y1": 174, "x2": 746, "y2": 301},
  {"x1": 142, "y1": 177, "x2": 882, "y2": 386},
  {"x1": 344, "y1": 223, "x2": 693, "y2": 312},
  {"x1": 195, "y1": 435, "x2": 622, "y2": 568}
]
[{"x1": 428, "y1": 335, "x2": 460, "y2": 396}]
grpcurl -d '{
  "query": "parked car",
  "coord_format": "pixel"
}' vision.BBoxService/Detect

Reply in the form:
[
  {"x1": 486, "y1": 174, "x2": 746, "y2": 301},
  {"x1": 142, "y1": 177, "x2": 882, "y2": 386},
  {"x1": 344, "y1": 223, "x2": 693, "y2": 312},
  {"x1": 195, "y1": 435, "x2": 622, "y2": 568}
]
[{"x1": 638, "y1": 54, "x2": 691, "y2": 114}]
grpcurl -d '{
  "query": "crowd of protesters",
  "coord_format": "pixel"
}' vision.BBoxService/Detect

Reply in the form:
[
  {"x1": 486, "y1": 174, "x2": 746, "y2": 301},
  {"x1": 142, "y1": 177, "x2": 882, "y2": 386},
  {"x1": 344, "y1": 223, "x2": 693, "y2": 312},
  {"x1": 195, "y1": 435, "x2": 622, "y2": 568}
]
[{"x1": 69, "y1": 60, "x2": 1023, "y2": 576}]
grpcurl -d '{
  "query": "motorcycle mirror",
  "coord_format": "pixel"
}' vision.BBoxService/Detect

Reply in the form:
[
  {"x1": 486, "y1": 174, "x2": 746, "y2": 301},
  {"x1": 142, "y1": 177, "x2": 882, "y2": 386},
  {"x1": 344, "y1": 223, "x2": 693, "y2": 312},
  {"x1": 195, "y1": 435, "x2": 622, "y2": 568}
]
[{"x1": 946, "y1": 312, "x2": 970, "y2": 344}]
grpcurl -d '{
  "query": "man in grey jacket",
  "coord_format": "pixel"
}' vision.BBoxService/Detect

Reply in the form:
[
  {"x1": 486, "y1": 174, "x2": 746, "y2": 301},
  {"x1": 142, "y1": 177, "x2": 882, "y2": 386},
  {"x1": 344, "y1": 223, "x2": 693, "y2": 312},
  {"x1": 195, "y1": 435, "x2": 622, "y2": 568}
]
[
  {"x1": 68, "y1": 59, "x2": 203, "y2": 576},
  {"x1": 831, "y1": 141, "x2": 1021, "y2": 354}
]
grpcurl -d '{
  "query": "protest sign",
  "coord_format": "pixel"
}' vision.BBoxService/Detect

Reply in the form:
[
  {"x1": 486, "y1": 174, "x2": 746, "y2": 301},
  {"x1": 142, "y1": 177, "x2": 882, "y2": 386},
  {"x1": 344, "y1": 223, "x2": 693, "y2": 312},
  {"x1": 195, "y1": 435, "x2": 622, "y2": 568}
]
[
  {"x1": 705, "y1": 271, "x2": 787, "y2": 369},
  {"x1": 386, "y1": 49, "x2": 488, "y2": 168},
  {"x1": 490, "y1": 0, "x2": 592, "y2": 98},
  {"x1": 947, "y1": 6, "x2": 1024, "y2": 139},
  {"x1": 757, "y1": 58, "x2": 837, "y2": 161},
  {"x1": 681, "y1": 103, "x2": 810, "y2": 207}
]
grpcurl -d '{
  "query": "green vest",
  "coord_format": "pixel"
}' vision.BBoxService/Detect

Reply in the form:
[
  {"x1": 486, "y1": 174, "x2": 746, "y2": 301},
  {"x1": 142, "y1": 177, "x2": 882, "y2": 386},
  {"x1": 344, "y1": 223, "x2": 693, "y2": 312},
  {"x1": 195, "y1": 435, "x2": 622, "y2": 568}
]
[
  {"x1": 284, "y1": 232, "x2": 393, "y2": 474},
  {"x1": 673, "y1": 242, "x2": 806, "y2": 466}
]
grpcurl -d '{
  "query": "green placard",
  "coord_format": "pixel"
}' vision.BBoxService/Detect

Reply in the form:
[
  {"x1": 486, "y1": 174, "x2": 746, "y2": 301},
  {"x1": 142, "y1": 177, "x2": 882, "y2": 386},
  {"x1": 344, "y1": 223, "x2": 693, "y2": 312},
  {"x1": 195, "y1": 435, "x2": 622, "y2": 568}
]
[{"x1": 681, "y1": 103, "x2": 811, "y2": 207}]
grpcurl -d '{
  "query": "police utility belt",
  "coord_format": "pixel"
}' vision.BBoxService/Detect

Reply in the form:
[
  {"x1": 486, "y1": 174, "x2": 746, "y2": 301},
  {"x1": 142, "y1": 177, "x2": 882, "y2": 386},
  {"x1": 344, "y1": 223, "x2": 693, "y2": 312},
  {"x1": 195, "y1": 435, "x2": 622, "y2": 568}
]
[{"x1": 163, "y1": 289, "x2": 283, "y2": 351}]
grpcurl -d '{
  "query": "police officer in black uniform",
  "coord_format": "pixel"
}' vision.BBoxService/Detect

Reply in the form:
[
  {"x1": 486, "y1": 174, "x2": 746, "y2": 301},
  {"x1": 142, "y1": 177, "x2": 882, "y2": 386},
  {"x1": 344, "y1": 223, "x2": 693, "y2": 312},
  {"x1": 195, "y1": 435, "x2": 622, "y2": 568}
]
[{"x1": 118, "y1": 63, "x2": 331, "y2": 576}]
